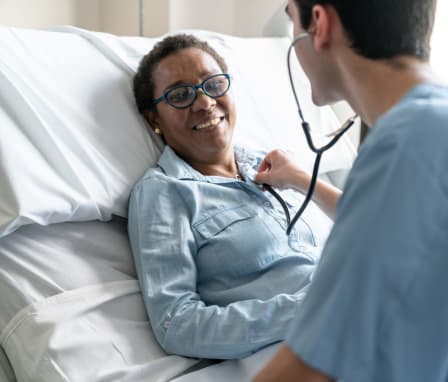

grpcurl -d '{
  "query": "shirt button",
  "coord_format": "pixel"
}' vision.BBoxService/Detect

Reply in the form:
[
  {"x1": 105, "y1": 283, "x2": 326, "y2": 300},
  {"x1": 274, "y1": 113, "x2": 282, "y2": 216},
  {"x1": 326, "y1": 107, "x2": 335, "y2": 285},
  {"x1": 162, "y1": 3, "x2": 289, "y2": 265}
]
[
  {"x1": 163, "y1": 320, "x2": 171, "y2": 329},
  {"x1": 264, "y1": 202, "x2": 272, "y2": 208}
]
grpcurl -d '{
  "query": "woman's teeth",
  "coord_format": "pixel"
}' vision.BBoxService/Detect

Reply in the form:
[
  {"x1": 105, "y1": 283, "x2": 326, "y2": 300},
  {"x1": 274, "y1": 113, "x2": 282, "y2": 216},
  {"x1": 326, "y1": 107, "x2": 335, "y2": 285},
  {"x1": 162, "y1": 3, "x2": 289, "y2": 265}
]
[{"x1": 195, "y1": 117, "x2": 221, "y2": 130}]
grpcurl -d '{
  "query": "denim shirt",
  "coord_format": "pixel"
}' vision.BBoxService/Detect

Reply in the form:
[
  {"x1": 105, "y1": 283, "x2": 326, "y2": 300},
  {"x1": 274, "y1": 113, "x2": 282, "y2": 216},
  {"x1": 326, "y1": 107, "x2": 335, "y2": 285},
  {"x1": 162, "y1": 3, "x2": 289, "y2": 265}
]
[{"x1": 128, "y1": 145, "x2": 330, "y2": 359}]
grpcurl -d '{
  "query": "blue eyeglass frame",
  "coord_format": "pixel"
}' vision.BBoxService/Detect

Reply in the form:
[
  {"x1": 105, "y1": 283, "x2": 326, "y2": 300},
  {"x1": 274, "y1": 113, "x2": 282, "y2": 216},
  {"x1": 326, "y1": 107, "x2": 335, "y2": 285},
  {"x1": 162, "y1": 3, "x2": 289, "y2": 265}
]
[{"x1": 151, "y1": 73, "x2": 231, "y2": 109}]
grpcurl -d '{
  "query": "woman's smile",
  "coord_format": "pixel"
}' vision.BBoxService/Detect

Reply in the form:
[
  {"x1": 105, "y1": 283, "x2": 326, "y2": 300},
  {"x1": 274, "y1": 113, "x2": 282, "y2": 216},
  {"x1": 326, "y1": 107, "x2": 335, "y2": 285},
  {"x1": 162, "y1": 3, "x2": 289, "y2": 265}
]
[{"x1": 193, "y1": 115, "x2": 225, "y2": 130}]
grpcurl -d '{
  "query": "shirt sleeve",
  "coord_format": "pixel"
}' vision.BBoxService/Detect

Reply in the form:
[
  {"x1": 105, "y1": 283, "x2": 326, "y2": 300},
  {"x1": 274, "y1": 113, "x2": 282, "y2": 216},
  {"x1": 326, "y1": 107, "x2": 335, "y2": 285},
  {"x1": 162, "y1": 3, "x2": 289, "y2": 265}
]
[
  {"x1": 285, "y1": 123, "x2": 444, "y2": 381},
  {"x1": 128, "y1": 174, "x2": 305, "y2": 359}
]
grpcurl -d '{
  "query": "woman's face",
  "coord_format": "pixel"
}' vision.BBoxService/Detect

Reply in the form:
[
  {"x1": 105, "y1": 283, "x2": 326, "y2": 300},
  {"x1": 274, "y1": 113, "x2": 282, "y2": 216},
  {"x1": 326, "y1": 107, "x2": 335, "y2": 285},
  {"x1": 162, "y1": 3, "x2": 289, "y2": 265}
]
[{"x1": 147, "y1": 48, "x2": 236, "y2": 165}]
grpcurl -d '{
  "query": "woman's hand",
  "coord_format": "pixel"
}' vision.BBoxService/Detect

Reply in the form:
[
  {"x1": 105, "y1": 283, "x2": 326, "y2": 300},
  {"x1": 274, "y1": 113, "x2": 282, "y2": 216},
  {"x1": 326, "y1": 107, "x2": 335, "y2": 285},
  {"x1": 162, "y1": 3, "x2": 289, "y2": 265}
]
[{"x1": 255, "y1": 149, "x2": 311, "y2": 194}]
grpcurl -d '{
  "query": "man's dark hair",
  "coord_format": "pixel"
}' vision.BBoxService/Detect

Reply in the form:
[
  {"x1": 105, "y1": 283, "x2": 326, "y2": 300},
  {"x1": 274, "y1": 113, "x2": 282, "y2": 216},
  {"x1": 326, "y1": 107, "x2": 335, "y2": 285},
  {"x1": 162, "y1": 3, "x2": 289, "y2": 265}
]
[
  {"x1": 293, "y1": 0, "x2": 437, "y2": 60},
  {"x1": 133, "y1": 34, "x2": 228, "y2": 114}
]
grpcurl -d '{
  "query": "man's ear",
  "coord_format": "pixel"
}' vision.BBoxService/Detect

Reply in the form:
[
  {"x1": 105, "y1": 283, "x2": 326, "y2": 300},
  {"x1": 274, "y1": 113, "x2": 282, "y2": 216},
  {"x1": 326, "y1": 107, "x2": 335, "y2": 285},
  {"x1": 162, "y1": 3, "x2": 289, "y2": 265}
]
[{"x1": 309, "y1": 4, "x2": 332, "y2": 53}]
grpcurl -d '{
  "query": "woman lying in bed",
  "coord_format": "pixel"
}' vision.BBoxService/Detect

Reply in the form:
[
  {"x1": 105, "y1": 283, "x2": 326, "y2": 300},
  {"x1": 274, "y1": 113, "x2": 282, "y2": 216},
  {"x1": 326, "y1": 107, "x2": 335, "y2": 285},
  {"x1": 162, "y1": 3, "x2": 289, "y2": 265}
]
[{"x1": 128, "y1": 34, "x2": 339, "y2": 360}]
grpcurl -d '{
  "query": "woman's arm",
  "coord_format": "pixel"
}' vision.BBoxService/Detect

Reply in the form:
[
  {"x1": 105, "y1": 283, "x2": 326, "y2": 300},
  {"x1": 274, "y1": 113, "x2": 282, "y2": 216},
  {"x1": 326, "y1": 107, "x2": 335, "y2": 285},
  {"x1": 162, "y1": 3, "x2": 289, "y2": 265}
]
[{"x1": 255, "y1": 149, "x2": 341, "y2": 220}]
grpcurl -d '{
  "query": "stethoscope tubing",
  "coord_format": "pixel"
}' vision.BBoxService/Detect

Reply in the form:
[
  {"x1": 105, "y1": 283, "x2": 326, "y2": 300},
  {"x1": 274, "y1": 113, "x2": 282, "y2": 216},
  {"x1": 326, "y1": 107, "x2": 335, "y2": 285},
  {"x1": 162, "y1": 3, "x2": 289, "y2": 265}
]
[
  {"x1": 264, "y1": 33, "x2": 356, "y2": 236},
  {"x1": 263, "y1": 151, "x2": 321, "y2": 236}
]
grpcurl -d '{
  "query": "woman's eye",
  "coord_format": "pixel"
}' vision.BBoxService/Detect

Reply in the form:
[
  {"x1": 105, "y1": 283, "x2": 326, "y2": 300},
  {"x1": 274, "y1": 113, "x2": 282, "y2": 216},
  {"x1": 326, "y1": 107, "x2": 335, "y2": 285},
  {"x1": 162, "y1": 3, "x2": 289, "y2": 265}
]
[
  {"x1": 207, "y1": 81, "x2": 222, "y2": 91},
  {"x1": 169, "y1": 88, "x2": 192, "y2": 101}
]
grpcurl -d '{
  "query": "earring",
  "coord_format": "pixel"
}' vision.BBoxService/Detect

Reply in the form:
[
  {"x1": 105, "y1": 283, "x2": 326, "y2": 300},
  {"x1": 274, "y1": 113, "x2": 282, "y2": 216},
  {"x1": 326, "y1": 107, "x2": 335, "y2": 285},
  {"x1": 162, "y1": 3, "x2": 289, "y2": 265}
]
[{"x1": 154, "y1": 128, "x2": 161, "y2": 135}]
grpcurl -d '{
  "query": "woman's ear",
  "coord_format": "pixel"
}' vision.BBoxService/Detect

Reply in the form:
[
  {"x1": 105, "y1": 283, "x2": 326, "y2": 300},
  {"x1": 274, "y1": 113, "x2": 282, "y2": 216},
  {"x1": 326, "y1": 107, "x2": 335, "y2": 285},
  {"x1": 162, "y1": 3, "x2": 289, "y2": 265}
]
[{"x1": 144, "y1": 110, "x2": 162, "y2": 135}]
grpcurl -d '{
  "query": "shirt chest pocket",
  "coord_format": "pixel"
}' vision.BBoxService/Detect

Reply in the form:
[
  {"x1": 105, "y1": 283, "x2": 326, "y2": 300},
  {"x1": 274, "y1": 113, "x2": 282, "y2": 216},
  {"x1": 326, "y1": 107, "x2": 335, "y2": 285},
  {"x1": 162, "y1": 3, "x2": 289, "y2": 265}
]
[
  {"x1": 192, "y1": 205, "x2": 281, "y2": 277},
  {"x1": 193, "y1": 205, "x2": 257, "y2": 238}
]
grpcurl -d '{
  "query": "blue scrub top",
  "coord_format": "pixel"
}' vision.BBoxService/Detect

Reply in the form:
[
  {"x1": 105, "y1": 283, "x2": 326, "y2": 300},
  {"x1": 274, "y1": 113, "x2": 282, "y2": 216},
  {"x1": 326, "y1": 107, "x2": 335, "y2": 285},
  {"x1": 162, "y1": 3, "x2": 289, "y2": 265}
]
[{"x1": 286, "y1": 83, "x2": 448, "y2": 381}]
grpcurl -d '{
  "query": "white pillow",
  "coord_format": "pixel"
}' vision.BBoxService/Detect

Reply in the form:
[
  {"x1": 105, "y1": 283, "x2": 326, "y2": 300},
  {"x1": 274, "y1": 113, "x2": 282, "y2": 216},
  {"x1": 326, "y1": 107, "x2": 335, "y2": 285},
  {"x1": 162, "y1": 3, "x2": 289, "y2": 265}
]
[
  {"x1": 0, "y1": 26, "x2": 356, "y2": 237},
  {"x1": 0, "y1": 26, "x2": 161, "y2": 237}
]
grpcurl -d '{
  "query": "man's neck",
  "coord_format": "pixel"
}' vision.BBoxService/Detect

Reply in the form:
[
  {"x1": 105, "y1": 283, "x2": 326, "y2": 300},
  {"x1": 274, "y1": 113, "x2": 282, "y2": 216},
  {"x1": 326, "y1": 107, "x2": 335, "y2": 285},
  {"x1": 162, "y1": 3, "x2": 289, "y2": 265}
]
[{"x1": 339, "y1": 54, "x2": 436, "y2": 126}]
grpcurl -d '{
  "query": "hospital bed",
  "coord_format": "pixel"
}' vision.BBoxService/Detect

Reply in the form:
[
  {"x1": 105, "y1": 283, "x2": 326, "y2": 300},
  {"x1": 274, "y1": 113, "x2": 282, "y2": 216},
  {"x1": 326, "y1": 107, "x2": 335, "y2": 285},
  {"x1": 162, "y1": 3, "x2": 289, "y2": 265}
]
[{"x1": 0, "y1": 26, "x2": 357, "y2": 382}]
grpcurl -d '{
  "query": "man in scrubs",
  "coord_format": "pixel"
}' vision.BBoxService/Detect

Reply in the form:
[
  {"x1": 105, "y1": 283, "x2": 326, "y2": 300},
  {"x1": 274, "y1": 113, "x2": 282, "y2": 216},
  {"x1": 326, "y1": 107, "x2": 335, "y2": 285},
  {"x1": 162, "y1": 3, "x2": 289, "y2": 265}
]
[{"x1": 254, "y1": 0, "x2": 448, "y2": 381}]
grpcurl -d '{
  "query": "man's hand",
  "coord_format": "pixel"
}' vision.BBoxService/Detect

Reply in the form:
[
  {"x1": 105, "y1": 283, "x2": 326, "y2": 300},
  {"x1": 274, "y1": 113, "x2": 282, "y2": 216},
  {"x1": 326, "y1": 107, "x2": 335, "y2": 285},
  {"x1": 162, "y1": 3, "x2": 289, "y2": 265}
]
[
  {"x1": 255, "y1": 149, "x2": 311, "y2": 194},
  {"x1": 253, "y1": 345, "x2": 334, "y2": 382}
]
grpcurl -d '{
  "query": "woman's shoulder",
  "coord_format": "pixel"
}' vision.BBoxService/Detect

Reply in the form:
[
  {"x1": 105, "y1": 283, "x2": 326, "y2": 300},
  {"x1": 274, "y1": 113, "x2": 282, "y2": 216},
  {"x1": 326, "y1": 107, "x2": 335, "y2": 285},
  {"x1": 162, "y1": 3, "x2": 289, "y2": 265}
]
[{"x1": 131, "y1": 166, "x2": 174, "y2": 195}]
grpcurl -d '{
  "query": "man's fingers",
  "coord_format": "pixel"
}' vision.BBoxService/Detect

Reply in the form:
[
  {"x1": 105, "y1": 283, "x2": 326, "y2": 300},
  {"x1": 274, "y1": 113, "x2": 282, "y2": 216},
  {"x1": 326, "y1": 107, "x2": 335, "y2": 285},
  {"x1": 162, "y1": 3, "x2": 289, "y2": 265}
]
[{"x1": 257, "y1": 157, "x2": 272, "y2": 173}]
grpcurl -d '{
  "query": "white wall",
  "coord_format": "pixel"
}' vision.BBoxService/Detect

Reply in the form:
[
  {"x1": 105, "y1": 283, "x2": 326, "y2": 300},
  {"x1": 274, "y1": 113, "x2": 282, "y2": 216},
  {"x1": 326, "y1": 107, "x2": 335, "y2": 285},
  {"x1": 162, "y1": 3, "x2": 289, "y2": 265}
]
[
  {"x1": 98, "y1": 0, "x2": 139, "y2": 35},
  {"x1": 165, "y1": 0, "x2": 285, "y2": 37},
  {"x1": 0, "y1": 0, "x2": 99, "y2": 30},
  {"x1": 143, "y1": 0, "x2": 170, "y2": 36},
  {"x1": 431, "y1": 0, "x2": 448, "y2": 82},
  {"x1": 233, "y1": 0, "x2": 286, "y2": 37},
  {"x1": 0, "y1": 0, "x2": 286, "y2": 37},
  {"x1": 94, "y1": 0, "x2": 285, "y2": 37},
  {"x1": 169, "y1": 0, "x2": 235, "y2": 35}
]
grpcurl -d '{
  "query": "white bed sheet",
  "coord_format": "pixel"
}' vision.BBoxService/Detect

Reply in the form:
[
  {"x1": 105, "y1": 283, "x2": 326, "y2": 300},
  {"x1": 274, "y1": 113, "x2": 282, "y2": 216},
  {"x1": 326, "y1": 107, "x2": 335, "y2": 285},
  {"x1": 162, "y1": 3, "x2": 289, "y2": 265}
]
[
  {"x1": 0, "y1": 219, "x2": 135, "y2": 332},
  {"x1": 0, "y1": 220, "x2": 199, "y2": 382},
  {"x1": 0, "y1": 202, "x2": 331, "y2": 382},
  {"x1": 172, "y1": 344, "x2": 281, "y2": 382}
]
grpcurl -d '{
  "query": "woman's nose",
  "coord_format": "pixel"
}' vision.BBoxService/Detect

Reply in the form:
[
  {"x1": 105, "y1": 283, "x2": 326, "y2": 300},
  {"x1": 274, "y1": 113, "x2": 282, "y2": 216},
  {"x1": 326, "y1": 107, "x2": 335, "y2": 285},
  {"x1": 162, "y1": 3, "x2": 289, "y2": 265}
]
[{"x1": 191, "y1": 89, "x2": 216, "y2": 112}]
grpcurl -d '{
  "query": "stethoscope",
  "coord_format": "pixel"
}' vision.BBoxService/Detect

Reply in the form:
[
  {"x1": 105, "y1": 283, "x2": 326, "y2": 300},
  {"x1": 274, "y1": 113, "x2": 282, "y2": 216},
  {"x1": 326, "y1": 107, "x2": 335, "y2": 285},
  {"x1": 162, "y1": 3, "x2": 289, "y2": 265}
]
[{"x1": 263, "y1": 32, "x2": 358, "y2": 236}]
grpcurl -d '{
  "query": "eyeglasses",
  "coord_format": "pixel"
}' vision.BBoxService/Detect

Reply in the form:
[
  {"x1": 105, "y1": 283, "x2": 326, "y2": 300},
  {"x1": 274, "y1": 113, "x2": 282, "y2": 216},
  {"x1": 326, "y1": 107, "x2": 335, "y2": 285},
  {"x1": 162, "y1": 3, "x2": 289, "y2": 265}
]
[{"x1": 152, "y1": 73, "x2": 231, "y2": 109}]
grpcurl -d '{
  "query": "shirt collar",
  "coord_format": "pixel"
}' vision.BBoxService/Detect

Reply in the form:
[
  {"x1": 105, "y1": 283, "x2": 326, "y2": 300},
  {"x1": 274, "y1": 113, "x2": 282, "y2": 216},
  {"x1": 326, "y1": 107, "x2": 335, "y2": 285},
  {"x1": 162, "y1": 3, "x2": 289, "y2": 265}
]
[
  {"x1": 234, "y1": 145, "x2": 263, "y2": 183},
  {"x1": 157, "y1": 145, "x2": 263, "y2": 183},
  {"x1": 157, "y1": 146, "x2": 206, "y2": 181}
]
